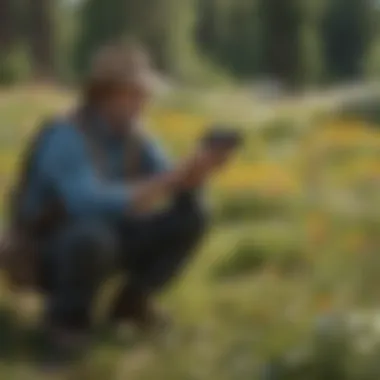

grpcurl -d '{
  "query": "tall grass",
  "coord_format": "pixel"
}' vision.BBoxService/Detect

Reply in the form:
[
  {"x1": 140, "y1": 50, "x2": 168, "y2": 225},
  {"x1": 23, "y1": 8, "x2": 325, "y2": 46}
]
[{"x1": 0, "y1": 87, "x2": 380, "y2": 379}]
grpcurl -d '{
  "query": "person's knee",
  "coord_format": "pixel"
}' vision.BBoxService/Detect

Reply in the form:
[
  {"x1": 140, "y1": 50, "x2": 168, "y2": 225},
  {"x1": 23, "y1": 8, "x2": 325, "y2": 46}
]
[
  {"x1": 57, "y1": 220, "x2": 119, "y2": 279},
  {"x1": 73, "y1": 222, "x2": 116, "y2": 252},
  {"x1": 177, "y1": 199, "x2": 210, "y2": 241},
  {"x1": 144, "y1": 205, "x2": 209, "y2": 291}
]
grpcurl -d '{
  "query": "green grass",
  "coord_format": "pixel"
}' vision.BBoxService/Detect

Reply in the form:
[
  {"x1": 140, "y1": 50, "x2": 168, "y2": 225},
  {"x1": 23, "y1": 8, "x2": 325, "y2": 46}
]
[{"x1": 1, "y1": 87, "x2": 380, "y2": 379}]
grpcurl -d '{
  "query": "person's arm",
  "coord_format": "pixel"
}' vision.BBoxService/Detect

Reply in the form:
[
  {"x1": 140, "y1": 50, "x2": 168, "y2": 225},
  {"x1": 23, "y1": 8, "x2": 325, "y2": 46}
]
[
  {"x1": 141, "y1": 135, "x2": 172, "y2": 174},
  {"x1": 38, "y1": 122, "x2": 181, "y2": 218}
]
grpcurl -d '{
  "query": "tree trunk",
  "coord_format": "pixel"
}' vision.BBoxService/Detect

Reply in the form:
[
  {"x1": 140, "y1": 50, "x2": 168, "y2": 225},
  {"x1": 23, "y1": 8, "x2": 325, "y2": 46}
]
[
  {"x1": 260, "y1": 0, "x2": 302, "y2": 90},
  {"x1": 27, "y1": 0, "x2": 55, "y2": 80},
  {"x1": 0, "y1": 0, "x2": 16, "y2": 55}
]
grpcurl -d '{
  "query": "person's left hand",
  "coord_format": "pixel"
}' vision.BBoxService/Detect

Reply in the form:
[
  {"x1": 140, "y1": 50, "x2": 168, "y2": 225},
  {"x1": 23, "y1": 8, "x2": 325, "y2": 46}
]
[{"x1": 200, "y1": 145, "x2": 234, "y2": 173}]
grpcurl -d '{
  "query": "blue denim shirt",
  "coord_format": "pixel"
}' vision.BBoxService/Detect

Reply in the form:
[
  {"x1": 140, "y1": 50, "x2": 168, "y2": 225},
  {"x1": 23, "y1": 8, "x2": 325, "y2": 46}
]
[{"x1": 21, "y1": 114, "x2": 170, "y2": 221}]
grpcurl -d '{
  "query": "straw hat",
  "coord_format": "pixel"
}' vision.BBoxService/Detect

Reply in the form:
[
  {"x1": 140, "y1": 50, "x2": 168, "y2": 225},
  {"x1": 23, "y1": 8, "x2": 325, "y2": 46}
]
[{"x1": 86, "y1": 40, "x2": 160, "y2": 96}]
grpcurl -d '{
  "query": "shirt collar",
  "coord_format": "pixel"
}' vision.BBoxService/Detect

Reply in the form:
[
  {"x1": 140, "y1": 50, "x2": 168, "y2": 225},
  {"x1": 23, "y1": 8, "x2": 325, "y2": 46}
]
[{"x1": 80, "y1": 105, "x2": 134, "y2": 142}]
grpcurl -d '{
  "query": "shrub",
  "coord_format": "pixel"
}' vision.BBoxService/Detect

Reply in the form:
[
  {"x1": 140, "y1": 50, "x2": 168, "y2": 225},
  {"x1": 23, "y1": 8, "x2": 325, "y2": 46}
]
[
  {"x1": 215, "y1": 193, "x2": 298, "y2": 223},
  {"x1": 337, "y1": 96, "x2": 380, "y2": 126},
  {"x1": 211, "y1": 236, "x2": 306, "y2": 281},
  {"x1": 260, "y1": 119, "x2": 302, "y2": 144},
  {"x1": 211, "y1": 241, "x2": 268, "y2": 280},
  {"x1": 0, "y1": 47, "x2": 31, "y2": 86}
]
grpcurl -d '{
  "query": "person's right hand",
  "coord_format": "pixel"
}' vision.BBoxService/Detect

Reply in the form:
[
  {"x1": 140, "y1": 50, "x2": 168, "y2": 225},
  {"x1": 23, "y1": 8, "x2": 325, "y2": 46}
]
[
  {"x1": 132, "y1": 146, "x2": 233, "y2": 212},
  {"x1": 175, "y1": 146, "x2": 233, "y2": 189}
]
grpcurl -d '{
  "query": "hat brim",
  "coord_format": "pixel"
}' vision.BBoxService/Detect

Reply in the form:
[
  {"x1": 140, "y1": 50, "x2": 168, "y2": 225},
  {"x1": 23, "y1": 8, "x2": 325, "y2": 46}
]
[
  {"x1": 88, "y1": 68, "x2": 165, "y2": 97},
  {"x1": 124, "y1": 69, "x2": 164, "y2": 96}
]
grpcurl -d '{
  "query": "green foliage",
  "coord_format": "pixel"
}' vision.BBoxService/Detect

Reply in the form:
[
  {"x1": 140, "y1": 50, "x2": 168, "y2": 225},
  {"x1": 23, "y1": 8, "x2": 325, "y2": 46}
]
[
  {"x1": 216, "y1": 193, "x2": 297, "y2": 223},
  {"x1": 322, "y1": 0, "x2": 373, "y2": 82},
  {"x1": 2, "y1": 86, "x2": 380, "y2": 379},
  {"x1": 0, "y1": 47, "x2": 31, "y2": 86},
  {"x1": 196, "y1": 0, "x2": 262, "y2": 78},
  {"x1": 55, "y1": 0, "x2": 79, "y2": 82},
  {"x1": 74, "y1": 0, "x2": 207, "y2": 81},
  {"x1": 260, "y1": 119, "x2": 303, "y2": 143},
  {"x1": 257, "y1": 0, "x2": 303, "y2": 89},
  {"x1": 211, "y1": 240, "x2": 306, "y2": 281},
  {"x1": 0, "y1": 306, "x2": 19, "y2": 358},
  {"x1": 262, "y1": 312, "x2": 380, "y2": 380},
  {"x1": 211, "y1": 241, "x2": 268, "y2": 280},
  {"x1": 366, "y1": 40, "x2": 380, "y2": 79},
  {"x1": 338, "y1": 96, "x2": 380, "y2": 126},
  {"x1": 211, "y1": 220, "x2": 307, "y2": 281},
  {"x1": 298, "y1": 23, "x2": 325, "y2": 87},
  {"x1": 73, "y1": 0, "x2": 129, "y2": 75},
  {"x1": 0, "y1": 0, "x2": 378, "y2": 87}
]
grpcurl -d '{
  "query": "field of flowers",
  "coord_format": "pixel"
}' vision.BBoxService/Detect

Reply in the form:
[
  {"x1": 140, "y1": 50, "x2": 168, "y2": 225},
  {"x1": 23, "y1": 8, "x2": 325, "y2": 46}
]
[{"x1": 1, "y1": 87, "x2": 380, "y2": 379}]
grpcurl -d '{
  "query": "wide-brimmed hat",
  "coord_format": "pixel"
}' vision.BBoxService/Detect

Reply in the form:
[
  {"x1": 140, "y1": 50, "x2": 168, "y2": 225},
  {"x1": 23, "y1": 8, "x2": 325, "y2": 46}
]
[{"x1": 86, "y1": 41, "x2": 161, "y2": 96}]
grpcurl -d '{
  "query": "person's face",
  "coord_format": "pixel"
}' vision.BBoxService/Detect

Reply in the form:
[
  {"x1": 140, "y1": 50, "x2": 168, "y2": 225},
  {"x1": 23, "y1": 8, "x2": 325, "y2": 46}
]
[{"x1": 105, "y1": 84, "x2": 150, "y2": 126}]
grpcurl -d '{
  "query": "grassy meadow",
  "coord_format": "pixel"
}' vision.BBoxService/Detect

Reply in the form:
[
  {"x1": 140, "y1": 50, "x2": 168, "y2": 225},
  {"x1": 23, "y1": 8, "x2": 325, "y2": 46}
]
[{"x1": 1, "y1": 87, "x2": 380, "y2": 379}]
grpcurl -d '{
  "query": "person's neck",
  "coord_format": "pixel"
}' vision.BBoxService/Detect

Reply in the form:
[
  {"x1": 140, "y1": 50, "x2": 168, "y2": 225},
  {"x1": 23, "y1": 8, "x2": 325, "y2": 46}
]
[{"x1": 90, "y1": 105, "x2": 132, "y2": 136}]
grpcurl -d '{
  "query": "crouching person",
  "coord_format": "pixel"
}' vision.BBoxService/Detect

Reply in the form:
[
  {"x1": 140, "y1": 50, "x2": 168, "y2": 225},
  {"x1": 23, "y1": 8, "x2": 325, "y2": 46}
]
[{"x1": 1, "y1": 41, "x2": 234, "y2": 367}]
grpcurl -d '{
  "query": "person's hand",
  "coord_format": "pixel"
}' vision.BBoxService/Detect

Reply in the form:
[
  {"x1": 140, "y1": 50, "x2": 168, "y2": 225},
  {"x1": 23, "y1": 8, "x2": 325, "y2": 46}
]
[
  {"x1": 202, "y1": 145, "x2": 233, "y2": 171},
  {"x1": 132, "y1": 146, "x2": 233, "y2": 212},
  {"x1": 175, "y1": 146, "x2": 233, "y2": 189}
]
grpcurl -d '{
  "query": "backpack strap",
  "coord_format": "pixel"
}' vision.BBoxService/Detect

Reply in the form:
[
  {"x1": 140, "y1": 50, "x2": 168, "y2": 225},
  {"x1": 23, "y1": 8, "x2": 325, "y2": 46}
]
[
  {"x1": 68, "y1": 109, "x2": 106, "y2": 178},
  {"x1": 3, "y1": 118, "x2": 64, "y2": 289},
  {"x1": 8, "y1": 118, "x2": 57, "y2": 229},
  {"x1": 123, "y1": 122, "x2": 146, "y2": 180},
  {"x1": 70, "y1": 108, "x2": 145, "y2": 180}
]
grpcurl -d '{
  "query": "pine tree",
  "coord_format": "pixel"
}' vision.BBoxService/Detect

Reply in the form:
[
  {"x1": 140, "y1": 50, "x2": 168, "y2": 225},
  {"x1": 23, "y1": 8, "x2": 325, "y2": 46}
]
[
  {"x1": 196, "y1": 0, "x2": 261, "y2": 78},
  {"x1": 26, "y1": 0, "x2": 56, "y2": 79},
  {"x1": 0, "y1": 0, "x2": 16, "y2": 55},
  {"x1": 74, "y1": 0, "x2": 201, "y2": 79},
  {"x1": 74, "y1": 0, "x2": 164, "y2": 75},
  {"x1": 257, "y1": 0, "x2": 303, "y2": 89},
  {"x1": 322, "y1": 0, "x2": 372, "y2": 82}
]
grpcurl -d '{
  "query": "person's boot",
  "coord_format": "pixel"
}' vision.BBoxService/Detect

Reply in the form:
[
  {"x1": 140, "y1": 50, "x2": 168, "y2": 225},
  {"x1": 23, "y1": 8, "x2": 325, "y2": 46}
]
[
  {"x1": 110, "y1": 286, "x2": 171, "y2": 334},
  {"x1": 39, "y1": 325, "x2": 91, "y2": 373}
]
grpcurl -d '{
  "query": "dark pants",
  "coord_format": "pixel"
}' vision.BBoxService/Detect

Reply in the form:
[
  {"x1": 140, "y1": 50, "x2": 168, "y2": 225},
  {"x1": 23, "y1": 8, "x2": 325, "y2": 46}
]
[{"x1": 42, "y1": 192, "x2": 208, "y2": 330}]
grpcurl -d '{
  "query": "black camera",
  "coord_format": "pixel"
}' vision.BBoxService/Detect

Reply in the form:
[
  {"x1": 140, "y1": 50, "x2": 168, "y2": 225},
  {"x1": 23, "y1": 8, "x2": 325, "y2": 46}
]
[{"x1": 201, "y1": 125, "x2": 244, "y2": 150}]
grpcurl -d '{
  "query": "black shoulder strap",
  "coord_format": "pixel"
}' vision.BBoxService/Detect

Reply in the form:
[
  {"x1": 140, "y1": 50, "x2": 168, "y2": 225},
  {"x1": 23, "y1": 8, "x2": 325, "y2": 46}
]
[
  {"x1": 123, "y1": 126, "x2": 145, "y2": 180},
  {"x1": 71, "y1": 109, "x2": 145, "y2": 180},
  {"x1": 8, "y1": 118, "x2": 57, "y2": 227},
  {"x1": 68, "y1": 110, "x2": 106, "y2": 177}
]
